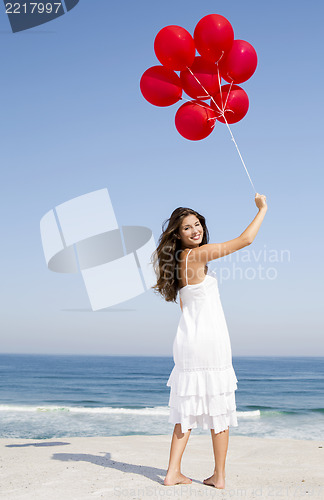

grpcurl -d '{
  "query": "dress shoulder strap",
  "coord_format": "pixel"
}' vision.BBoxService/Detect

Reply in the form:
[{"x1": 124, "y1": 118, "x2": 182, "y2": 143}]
[{"x1": 185, "y1": 248, "x2": 193, "y2": 286}]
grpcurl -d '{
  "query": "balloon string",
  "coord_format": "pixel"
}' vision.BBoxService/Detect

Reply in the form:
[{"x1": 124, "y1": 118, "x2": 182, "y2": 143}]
[
  {"x1": 181, "y1": 96, "x2": 224, "y2": 122},
  {"x1": 185, "y1": 66, "x2": 257, "y2": 194},
  {"x1": 223, "y1": 115, "x2": 257, "y2": 193},
  {"x1": 223, "y1": 80, "x2": 233, "y2": 111},
  {"x1": 181, "y1": 96, "x2": 213, "y2": 111},
  {"x1": 216, "y1": 63, "x2": 224, "y2": 110},
  {"x1": 186, "y1": 66, "x2": 223, "y2": 115}
]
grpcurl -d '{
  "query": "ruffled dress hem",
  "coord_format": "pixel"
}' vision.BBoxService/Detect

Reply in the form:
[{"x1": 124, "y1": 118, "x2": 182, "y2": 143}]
[
  {"x1": 166, "y1": 365, "x2": 238, "y2": 434},
  {"x1": 168, "y1": 407, "x2": 238, "y2": 434}
]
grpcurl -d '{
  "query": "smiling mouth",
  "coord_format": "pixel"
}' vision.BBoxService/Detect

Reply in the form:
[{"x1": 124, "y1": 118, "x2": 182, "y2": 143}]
[{"x1": 191, "y1": 235, "x2": 201, "y2": 240}]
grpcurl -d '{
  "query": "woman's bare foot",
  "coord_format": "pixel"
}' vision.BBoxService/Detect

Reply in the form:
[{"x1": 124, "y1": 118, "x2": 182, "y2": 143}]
[
  {"x1": 164, "y1": 470, "x2": 192, "y2": 486},
  {"x1": 203, "y1": 471, "x2": 225, "y2": 489}
]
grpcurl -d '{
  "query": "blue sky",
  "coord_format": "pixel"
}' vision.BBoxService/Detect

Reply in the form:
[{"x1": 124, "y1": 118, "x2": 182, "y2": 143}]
[{"x1": 1, "y1": 0, "x2": 323, "y2": 356}]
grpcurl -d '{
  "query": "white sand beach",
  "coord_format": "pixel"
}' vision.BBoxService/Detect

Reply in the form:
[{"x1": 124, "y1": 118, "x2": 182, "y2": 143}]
[{"x1": 0, "y1": 434, "x2": 323, "y2": 499}]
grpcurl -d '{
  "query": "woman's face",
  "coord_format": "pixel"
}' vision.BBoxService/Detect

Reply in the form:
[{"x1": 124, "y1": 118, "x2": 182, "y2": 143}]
[{"x1": 178, "y1": 214, "x2": 204, "y2": 249}]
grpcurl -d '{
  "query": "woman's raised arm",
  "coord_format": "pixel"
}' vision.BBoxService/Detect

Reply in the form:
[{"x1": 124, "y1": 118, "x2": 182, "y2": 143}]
[{"x1": 195, "y1": 193, "x2": 267, "y2": 263}]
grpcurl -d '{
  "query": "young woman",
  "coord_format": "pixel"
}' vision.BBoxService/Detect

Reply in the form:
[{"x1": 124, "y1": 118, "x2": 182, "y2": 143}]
[{"x1": 152, "y1": 193, "x2": 267, "y2": 489}]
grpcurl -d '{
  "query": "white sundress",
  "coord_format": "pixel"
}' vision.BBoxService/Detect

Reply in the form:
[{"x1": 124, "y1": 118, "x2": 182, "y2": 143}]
[{"x1": 166, "y1": 248, "x2": 239, "y2": 434}]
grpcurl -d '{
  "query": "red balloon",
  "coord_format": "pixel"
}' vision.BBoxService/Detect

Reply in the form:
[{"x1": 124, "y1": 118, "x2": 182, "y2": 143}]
[
  {"x1": 140, "y1": 66, "x2": 182, "y2": 107},
  {"x1": 154, "y1": 25, "x2": 195, "y2": 71},
  {"x1": 180, "y1": 56, "x2": 221, "y2": 100},
  {"x1": 175, "y1": 100, "x2": 216, "y2": 140},
  {"x1": 210, "y1": 84, "x2": 249, "y2": 124},
  {"x1": 219, "y1": 40, "x2": 257, "y2": 84},
  {"x1": 194, "y1": 14, "x2": 234, "y2": 63}
]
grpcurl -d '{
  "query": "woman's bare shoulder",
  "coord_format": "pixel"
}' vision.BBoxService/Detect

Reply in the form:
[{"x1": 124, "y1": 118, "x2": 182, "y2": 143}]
[{"x1": 178, "y1": 248, "x2": 191, "y2": 261}]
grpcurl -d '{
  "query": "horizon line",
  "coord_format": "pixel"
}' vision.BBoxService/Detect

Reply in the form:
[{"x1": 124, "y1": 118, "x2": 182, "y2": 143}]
[{"x1": 0, "y1": 352, "x2": 323, "y2": 358}]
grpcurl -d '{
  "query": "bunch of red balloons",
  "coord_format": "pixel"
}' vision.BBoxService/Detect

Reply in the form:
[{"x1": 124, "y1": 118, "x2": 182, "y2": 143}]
[{"x1": 140, "y1": 14, "x2": 257, "y2": 141}]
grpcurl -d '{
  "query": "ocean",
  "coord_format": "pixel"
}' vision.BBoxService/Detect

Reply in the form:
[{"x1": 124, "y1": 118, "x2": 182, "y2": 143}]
[{"x1": 0, "y1": 355, "x2": 323, "y2": 441}]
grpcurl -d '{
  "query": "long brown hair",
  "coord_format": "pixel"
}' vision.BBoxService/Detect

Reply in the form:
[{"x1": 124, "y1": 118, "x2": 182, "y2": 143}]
[{"x1": 151, "y1": 207, "x2": 209, "y2": 303}]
